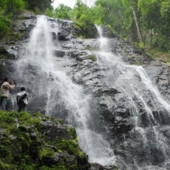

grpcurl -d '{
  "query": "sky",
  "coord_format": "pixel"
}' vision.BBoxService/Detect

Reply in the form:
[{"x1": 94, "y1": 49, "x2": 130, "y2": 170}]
[{"x1": 52, "y1": 0, "x2": 96, "y2": 9}]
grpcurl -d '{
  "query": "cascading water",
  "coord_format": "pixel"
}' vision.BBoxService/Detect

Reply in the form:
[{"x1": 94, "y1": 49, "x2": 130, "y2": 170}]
[
  {"x1": 14, "y1": 16, "x2": 116, "y2": 166},
  {"x1": 95, "y1": 26, "x2": 170, "y2": 170}
]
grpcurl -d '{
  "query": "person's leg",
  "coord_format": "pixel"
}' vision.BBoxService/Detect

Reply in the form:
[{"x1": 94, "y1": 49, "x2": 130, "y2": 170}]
[
  {"x1": 22, "y1": 104, "x2": 27, "y2": 111},
  {"x1": 17, "y1": 104, "x2": 22, "y2": 112},
  {"x1": 0, "y1": 97, "x2": 2, "y2": 106},
  {"x1": 1, "y1": 97, "x2": 7, "y2": 110},
  {"x1": 6, "y1": 98, "x2": 12, "y2": 111},
  {"x1": 18, "y1": 102, "x2": 26, "y2": 112}
]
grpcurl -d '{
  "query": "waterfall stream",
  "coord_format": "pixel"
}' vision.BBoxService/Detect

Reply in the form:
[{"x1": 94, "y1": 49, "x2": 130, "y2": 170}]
[
  {"x1": 14, "y1": 16, "x2": 115, "y2": 166},
  {"x1": 95, "y1": 26, "x2": 170, "y2": 170}
]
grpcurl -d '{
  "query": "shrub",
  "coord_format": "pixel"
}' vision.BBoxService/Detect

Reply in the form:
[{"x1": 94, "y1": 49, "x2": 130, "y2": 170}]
[{"x1": 88, "y1": 55, "x2": 97, "y2": 61}]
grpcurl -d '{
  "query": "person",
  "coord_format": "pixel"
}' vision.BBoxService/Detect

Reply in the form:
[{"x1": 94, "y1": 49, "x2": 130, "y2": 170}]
[
  {"x1": 16, "y1": 87, "x2": 28, "y2": 112},
  {"x1": 0, "y1": 77, "x2": 16, "y2": 110}
]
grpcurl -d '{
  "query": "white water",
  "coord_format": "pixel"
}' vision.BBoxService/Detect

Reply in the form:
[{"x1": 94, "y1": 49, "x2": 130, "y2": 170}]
[
  {"x1": 15, "y1": 16, "x2": 115, "y2": 166},
  {"x1": 95, "y1": 26, "x2": 170, "y2": 169}
]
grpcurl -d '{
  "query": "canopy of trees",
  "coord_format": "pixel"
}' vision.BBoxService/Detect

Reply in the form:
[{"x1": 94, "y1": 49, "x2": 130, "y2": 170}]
[
  {"x1": 47, "y1": 0, "x2": 170, "y2": 52},
  {"x1": 1, "y1": 0, "x2": 170, "y2": 53},
  {"x1": 25, "y1": 0, "x2": 53, "y2": 12}
]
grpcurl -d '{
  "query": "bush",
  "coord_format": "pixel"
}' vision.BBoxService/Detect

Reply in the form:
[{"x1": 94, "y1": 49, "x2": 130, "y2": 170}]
[
  {"x1": 0, "y1": 15, "x2": 11, "y2": 38},
  {"x1": 88, "y1": 55, "x2": 97, "y2": 61}
]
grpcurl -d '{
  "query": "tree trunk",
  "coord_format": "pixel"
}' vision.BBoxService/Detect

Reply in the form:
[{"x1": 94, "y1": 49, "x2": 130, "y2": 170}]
[{"x1": 131, "y1": 1, "x2": 144, "y2": 45}]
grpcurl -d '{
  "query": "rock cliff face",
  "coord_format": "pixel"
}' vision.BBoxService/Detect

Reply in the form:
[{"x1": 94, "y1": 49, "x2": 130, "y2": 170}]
[{"x1": 1, "y1": 13, "x2": 170, "y2": 170}]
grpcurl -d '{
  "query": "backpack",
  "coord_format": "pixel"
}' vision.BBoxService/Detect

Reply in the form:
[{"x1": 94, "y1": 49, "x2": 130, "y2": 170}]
[{"x1": 17, "y1": 93, "x2": 27, "y2": 105}]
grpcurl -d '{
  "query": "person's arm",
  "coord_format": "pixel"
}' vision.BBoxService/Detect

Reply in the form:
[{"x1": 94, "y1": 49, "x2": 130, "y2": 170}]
[{"x1": 3, "y1": 82, "x2": 15, "y2": 90}]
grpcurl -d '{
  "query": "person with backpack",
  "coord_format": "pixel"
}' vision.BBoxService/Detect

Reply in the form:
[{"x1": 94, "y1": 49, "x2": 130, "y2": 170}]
[
  {"x1": 0, "y1": 77, "x2": 16, "y2": 110},
  {"x1": 16, "y1": 87, "x2": 28, "y2": 112}
]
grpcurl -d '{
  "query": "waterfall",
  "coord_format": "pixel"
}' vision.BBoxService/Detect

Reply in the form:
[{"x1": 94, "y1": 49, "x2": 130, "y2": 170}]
[
  {"x1": 95, "y1": 26, "x2": 170, "y2": 170},
  {"x1": 14, "y1": 16, "x2": 116, "y2": 166}
]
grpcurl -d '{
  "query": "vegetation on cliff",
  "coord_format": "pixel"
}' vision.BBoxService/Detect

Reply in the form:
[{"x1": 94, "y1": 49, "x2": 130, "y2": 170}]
[
  {"x1": 1, "y1": 0, "x2": 170, "y2": 61},
  {"x1": 0, "y1": 110, "x2": 88, "y2": 170},
  {"x1": 0, "y1": 0, "x2": 52, "y2": 38},
  {"x1": 48, "y1": 0, "x2": 170, "y2": 62}
]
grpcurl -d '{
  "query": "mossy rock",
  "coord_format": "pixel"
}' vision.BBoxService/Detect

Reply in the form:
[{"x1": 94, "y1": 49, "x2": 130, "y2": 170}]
[{"x1": 0, "y1": 110, "x2": 89, "y2": 170}]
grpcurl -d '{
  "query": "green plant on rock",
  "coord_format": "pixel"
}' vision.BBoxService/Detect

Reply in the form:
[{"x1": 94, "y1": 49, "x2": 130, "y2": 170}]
[
  {"x1": 10, "y1": 32, "x2": 22, "y2": 42},
  {"x1": 58, "y1": 118, "x2": 64, "y2": 125},
  {"x1": 89, "y1": 55, "x2": 97, "y2": 61},
  {"x1": 39, "y1": 148, "x2": 55, "y2": 159},
  {"x1": 86, "y1": 45, "x2": 93, "y2": 51},
  {"x1": 67, "y1": 127, "x2": 77, "y2": 140},
  {"x1": 132, "y1": 59, "x2": 141, "y2": 66},
  {"x1": 55, "y1": 139, "x2": 85, "y2": 159},
  {"x1": 39, "y1": 166, "x2": 66, "y2": 170},
  {"x1": 86, "y1": 45, "x2": 99, "y2": 51},
  {"x1": 0, "y1": 55, "x2": 6, "y2": 59}
]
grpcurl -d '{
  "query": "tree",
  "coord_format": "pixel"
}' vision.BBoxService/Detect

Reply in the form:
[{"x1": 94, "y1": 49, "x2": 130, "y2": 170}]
[
  {"x1": 138, "y1": 0, "x2": 170, "y2": 50},
  {"x1": 70, "y1": 0, "x2": 96, "y2": 38},
  {"x1": 25, "y1": 0, "x2": 53, "y2": 12},
  {"x1": 54, "y1": 4, "x2": 71, "y2": 19},
  {"x1": 121, "y1": 0, "x2": 143, "y2": 45},
  {"x1": 4, "y1": 0, "x2": 25, "y2": 18},
  {"x1": 94, "y1": 0, "x2": 125, "y2": 36}
]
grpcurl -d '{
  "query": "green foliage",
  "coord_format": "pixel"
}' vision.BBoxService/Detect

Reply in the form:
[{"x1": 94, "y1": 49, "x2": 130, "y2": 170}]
[
  {"x1": 0, "y1": 160, "x2": 13, "y2": 170},
  {"x1": 133, "y1": 60, "x2": 141, "y2": 66},
  {"x1": 0, "y1": 0, "x2": 25, "y2": 39},
  {"x1": 0, "y1": 14, "x2": 11, "y2": 38},
  {"x1": 0, "y1": 55, "x2": 6, "y2": 59},
  {"x1": 39, "y1": 166, "x2": 65, "y2": 170},
  {"x1": 24, "y1": 0, "x2": 53, "y2": 12},
  {"x1": 86, "y1": 45, "x2": 93, "y2": 51},
  {"x1": 67, "y1": 127, "x2": 77, "y2": 140},
  {"x1": 70, "y1": 0, "x2": 96, "y2": 38},
  {"x1": 55, "y1": 139, "x2": 85, "y2": 159},
  {"x1": 86, "y1": 45, "x2": 99, "y2": 51},
  {"x1": 4, "y1": 0, "x2": 26, "y2": 17},
  {"x1": 58, "y1": 118, "x2": 64, "y2": 125},
  {"x1": 39, "y1": 148, "x2": 55, "y2": 159},
  {"x1": 95, "y1": 0, "x2": 126, "y2": 37},
  {"x1": 0, "y1": 0, "x2": 54, "y2": 40},
  {"x1": 53, "y1": 4, "x2": 71, "y2": 19},
  {"x1": 88, "y1": 55, "x2": 97, "y2": 61},
  {"x1": 0, "y1": 110, "x2": 86, "y2": 170},
  {"x1": 10, "y1": 32, "x2": 22, "y2": 41},
  {"x1": 45, "y1": 8, "x2": 54, "y2": 17}
]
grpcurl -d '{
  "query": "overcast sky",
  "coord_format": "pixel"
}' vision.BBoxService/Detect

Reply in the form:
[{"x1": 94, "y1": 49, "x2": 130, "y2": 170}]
[{"x1": 52, "y1": 0, "x2": 95, "y2": 9}]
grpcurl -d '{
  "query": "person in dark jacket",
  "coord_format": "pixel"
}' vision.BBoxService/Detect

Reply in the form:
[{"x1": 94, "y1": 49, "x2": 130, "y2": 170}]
[{"x1": 16, "y1": 87, "x2": 28, "y2": 112}]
